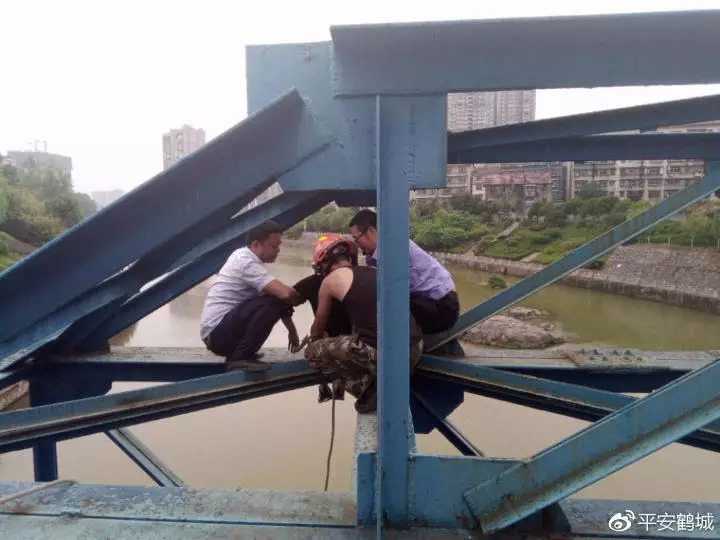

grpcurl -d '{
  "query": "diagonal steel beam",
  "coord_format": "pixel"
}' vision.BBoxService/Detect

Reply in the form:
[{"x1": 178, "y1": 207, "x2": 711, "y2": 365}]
[
  {"x1": 426, "y1": 161, "x2": 720, "y2": 350},
  {"x1": 448, "y1": 94, "x2": 720, "y2": 150},
  {"x1": 331, "y1": 11, "x2": 720, "y2": 95},
  {"x1": 410, "y1": 389, "x2": 483, "y2": 457},
  {"x1": 78, "y1": 193, "x2": 331, "y2": 348},
  {"x1": 463, "y1": 357, "x2": 720, "y2": 533},
  {"x1": 448, "y1": 133, "x2": 720, "y2": 163},
  {"x1": 0, "y1": 89, "x2": 329, "y2": 347},
  {"x1": 0, "y1": 361, "x2": 320, "y2": 453},
  {"x1": 106, "y1": 428, "x2": 184, "y2": 487},
  {"x1": 0, "y1": 366, "x2": 32, "y2": 393},
  {"x1": 0, "y1": 192, "x2": 329, "y2": 365},
  {"x1": 419, "y1": 356, "x2": 720, "y2": 452},
  {"x1": 60, "y1": 191, "x2": 329, "y2": 351}
]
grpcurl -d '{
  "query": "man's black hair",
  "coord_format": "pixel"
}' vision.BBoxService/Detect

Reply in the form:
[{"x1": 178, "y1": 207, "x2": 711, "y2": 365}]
[
  {"x1": 348, "y1": 209, "x2": 377, "y2": 230},
  {"x1": 247, "y1": 220, "x2": 283, "y2": 246}
]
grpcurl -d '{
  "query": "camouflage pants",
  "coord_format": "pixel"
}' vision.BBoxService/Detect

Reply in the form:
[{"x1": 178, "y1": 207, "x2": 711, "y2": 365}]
[{"x1": 305, "y1": 335, "x2": 422, "y2": 399}]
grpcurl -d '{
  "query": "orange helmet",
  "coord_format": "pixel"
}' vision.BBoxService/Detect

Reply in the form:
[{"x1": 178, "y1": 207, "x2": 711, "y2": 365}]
[{"x1": 312, "y1": 233, "x2": 357, "y2": 267}]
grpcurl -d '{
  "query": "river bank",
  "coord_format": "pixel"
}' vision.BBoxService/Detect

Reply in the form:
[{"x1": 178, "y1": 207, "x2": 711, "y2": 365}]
[
  {"x1": 433, "y1": 244, "x2": 720, "y2": 314},
  {"x1": 284, "y1": 233, "x2": 720, "y2": 314},
  {"x1": 0, "y1": 381, "x2": 28, "y2": 411}
]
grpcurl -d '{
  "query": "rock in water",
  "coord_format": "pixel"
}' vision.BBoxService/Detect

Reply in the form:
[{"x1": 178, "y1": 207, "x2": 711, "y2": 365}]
[
  {"x1": 464, "y1": 315, "x2": 564, "y2": 349},
  {"x1": 507, "y1": 307, "x2": 548, "y2": 320}
]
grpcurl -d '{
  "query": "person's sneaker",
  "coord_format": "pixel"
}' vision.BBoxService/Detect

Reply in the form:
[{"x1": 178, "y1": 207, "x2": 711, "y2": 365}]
[
  {"x1": 354, "y1": 381, "x2": 377, "y2": 413},
  {"x1": 226, "y1": 358, "x2": 271, "y2": 372}
]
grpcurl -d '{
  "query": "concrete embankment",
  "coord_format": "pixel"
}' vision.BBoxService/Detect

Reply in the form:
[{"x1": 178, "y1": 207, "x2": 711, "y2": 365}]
[
  {"x1": 0, "y1": 381, "x2": 29, "y2": 411},
  {"x1": 432, "y1": 244, "x2": 720, "y2": 314}
]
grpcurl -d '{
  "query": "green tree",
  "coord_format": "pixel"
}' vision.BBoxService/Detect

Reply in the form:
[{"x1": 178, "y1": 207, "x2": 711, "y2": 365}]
[
  {"x1": 5, "y1": 186, "x2": 44, "y2": 221},
  {"x1": 45, "y1": 195, "x2": 82, "y2": 228},
  {"x1": 527, "y1": 201, "x2": 547, "y2": 221},
  {"x1": 73, "y1": 192, "x2": 98, "y2": 218},
  {"x1": 563, "y1": 198, "x2": 581, "y2": 216},
  {"x1": 327, "y1": 207, "x2": 355, "y2": 232},
  {"x1": 577, "y1": 181, "x2": 605, "y2": 199},
  {"x1": 545, "y1": 205, "x2": 567, "y2": 227},
  {"x1": 627, "y1": 200, "x2": 652, "y2": 218},
  {"x1": 2, "y1": 164, "x2": 18, "y2": 185},
  {"x1": 0, "y1": 174, "x2": 8, "y2": 224}
]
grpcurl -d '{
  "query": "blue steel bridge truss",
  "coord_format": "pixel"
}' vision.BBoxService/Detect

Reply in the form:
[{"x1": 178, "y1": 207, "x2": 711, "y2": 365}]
[{"x1": 1, "y1": 9, "x2": 720, "y2": 539}]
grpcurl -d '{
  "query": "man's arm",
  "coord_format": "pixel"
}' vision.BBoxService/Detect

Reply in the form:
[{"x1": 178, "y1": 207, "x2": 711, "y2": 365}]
[
  {"x1": 263, "y1": 279, "x2": 303, "y2": 305},
  {"x1": 310, "y1": 276, "x2": 335, "y2": 340}
]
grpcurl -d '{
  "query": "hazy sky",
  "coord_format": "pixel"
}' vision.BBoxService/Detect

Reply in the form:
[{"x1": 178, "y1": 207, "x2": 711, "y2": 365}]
[{"x1": 2, "y1": 0, "x2": 720, "y2": 194}]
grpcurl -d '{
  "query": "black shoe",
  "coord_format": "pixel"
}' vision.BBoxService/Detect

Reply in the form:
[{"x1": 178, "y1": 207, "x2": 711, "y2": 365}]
[
  {"x1": 226, "y1": 358, "x2": 271, "y2": 372},
  {"x1": 318, "y1": 383, "x2": 332, "y2": 403},
  {"x1": 354, "y1": 381, "x2": 377, "y2": 413},
  {"x1": 332, "y1": 381, "x2": 345, "y2": 401}
]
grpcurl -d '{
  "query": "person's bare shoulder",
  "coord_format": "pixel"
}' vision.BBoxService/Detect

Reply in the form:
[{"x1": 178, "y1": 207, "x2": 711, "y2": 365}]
[{"x1": 322, "y1": 267, "x2": 353, "y2": 298}]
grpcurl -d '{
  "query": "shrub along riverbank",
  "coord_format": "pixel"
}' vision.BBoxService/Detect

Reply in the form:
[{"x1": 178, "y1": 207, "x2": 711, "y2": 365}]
[{"x1": 289, "y1": 182, "x2": 720, "y2": 269}]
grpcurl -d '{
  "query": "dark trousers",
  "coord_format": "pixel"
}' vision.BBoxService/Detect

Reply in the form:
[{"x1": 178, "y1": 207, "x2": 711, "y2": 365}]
[
  {"x1": 205, "y1": 296, "x2": 293, "y2": 361},
  {"x1": 410, "y1": 290, "x2": 460, "y2": 335}
]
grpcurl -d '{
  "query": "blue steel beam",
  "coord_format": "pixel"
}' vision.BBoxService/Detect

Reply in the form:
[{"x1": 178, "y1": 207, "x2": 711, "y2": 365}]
[
  {"x1": 448, "y1": 133, "x2": 720, "y2": 163},
  {"x1": 448, "y1": 95, "x2": 720, "y2": 150},
  {"x1": 408, "y1": 454, "x2": 720, "y2": 532},
  {"x1": 410, "y1": 390, "x2": 483, "y2": 457},
  {"x1": 418, "y1": 357, "x2": 720, "y2": 452},
  {"x1": 0, "y1": 192, "x2": 328, "y2": 364},
  {"x1": 169, "y1": 191, "x2": 327, "y2": 270},
  {"x1": 41, "y1": 358, "x2": 226, "y2": 382},
  {"x1": 79, "y1": 193, "x2": 331, "y2": 348},
  {"x1": 62, "y1": 191, "x2": 327, "y2": 351},
  {"x1": 463, "y1": 357, "x2": 720, "y2": 533},
  {"x1": 0, "y1": 361, "x2": 320, "y2": 453},
  {"x1": 330, "y1": 11, "x2": 720, "y2": 95},
  {"x1": 0, "y1": 89, "x2": 329, "y2": 347},
  {"x1": 426, "y1": 161, "x2": 720, "y2": 350},
  {"x1": 28, "y1": 381, "x2": 58, "y2": 481},
  {"x1": 473, "y1": 365, "x2": 686, "y2": 393},
  {"x1": 0, "y1": 366, "x2": 32, "y2": 392},
  {"x1": 40, "y1": 352, "x2": 691, "y2": 391},
  {"x1": 375, "y1": 96, "x2": 417, "y2": 529},
  {"x1": 246, "y1": 42, "x2": 447, "y2": 192},
  {"x1": 106, "y1": 428, "x2": 184, "y2": 487},
  {"x1": 49, "y1": 182, "x2": 274, "y2": 351}
]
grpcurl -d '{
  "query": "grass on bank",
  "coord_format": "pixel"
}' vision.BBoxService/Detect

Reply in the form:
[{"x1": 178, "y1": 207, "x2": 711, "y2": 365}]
[{"x1": 481, "y1": 225, "x2": 604, "y2": 264}]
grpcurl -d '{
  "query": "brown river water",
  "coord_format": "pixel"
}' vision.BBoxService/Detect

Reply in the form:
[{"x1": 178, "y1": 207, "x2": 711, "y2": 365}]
[{"x1": 0, "y1": 246, "x2": 718, "y2": 502}]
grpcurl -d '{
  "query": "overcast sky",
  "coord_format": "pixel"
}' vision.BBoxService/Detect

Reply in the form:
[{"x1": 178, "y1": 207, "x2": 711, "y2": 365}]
[{"x1": 2, "y1": 0, "x2": 720, "y2": 194}]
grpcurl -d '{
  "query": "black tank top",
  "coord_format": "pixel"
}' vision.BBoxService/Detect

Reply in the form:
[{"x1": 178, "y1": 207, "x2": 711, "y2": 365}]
[{"x1": 341, "y1": 266, "x2": 422, "y2": 348}]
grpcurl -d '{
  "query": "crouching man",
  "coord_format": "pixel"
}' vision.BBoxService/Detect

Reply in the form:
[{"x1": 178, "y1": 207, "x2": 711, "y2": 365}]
[
  {"x1": 304, "y1": 234, "x2": 423, "y2": 413},
  {"x1": 200, "y1": 220, "x2": 302, "y2": 372}
]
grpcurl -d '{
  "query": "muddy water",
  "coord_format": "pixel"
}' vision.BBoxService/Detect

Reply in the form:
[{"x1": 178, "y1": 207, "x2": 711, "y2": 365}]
[{"x1": 0, "y1": 246, "x2": 718, "y2": 502}]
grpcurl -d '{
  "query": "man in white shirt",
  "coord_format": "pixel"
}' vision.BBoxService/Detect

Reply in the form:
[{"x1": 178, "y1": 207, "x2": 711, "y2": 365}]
[{"x1": 200, "y1": 221, "x2": 302, "y2": 372}]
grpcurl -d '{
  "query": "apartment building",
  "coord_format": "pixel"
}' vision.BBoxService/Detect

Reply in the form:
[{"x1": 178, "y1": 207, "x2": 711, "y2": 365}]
[
  {"x1": 568, "y1": 120, "x2": 720, "y2": 201},
  {"x1": 162, "y1": 125, "x2": 206, "y2": 170}
]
